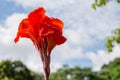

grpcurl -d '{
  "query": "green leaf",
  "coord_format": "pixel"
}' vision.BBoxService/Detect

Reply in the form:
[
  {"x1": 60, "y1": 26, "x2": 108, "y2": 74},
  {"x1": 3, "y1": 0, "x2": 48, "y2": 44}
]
[
  {"x1": 117, "y1": 0, "x2": 120, "y2": 3},
  {"x1": 92, "y1": 4, "x2": 96, "y2": 10}
]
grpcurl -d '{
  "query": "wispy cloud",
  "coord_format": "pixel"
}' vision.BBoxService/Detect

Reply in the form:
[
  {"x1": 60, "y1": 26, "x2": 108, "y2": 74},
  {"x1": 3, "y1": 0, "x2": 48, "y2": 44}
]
[{"x1": 86, "y1": 45, "x2": 120, "y2": 71}]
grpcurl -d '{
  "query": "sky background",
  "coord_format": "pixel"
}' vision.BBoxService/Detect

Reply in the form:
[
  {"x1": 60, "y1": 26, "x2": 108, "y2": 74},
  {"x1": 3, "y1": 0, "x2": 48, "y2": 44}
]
[{"x1": 0, "y1": 0, "x2": 120, "y2": 73}]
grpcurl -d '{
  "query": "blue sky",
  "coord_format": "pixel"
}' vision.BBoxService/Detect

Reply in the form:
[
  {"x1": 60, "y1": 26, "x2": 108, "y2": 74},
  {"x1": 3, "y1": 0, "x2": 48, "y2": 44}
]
[{"x1": 0, "y1": 0, "x2": 120, "y2": 73}]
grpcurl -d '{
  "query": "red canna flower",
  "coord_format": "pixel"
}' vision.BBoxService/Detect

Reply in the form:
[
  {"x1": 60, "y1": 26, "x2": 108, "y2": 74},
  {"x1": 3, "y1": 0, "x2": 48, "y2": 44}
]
[{"x1": 14, "y1": 7, "x2": 66, "y2": 80}]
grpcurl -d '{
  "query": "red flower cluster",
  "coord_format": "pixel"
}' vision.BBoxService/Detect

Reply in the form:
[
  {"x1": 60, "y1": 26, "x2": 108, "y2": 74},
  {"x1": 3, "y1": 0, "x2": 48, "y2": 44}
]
[{"x1": 14, "y1": 7, "x2": 66, "y2": 80}]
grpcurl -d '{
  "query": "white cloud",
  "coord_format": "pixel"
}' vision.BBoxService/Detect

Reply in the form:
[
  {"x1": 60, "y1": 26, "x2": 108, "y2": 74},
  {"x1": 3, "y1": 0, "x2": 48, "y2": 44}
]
[
  {"x1": 0, "y1": 13, "x2": 27, "y2": 51},
  {"x1": 7, "y1": 0, "x2": 78, "y2": 9},
  {"x1": 64, "y1": 27, "x2": 95, "y2": 46},
  {"x1": 7, "y1": 0, "x2": 43, "y2": 9},
  {"x1": 86, "y1": 45, "x2": 120, "y2": 71},
  {"x1": 52, "y1": 43, "x2": 83, "y2": 61}
]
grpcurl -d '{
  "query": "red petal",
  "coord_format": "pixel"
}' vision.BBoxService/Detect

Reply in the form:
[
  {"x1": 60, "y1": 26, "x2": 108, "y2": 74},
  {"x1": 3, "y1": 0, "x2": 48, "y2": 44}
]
[
  {"x1": 51, "y1": 18, "x2": 64, "y2": 33},
  {"x1": 14, "y1": 19, "x2": 33, "y2": 43},
  {"x1": 28, "y1": 7, "x2": 46, "y2": 25},
  {"x1": 52, "y1": 33, "x2": 66, "y2": 45},
  {"x1": 46, "y1": 32, "x2": 66, "y2": 53},
  {"x1": 14, "y1": 34, "x2": 19, "y2": 43}
]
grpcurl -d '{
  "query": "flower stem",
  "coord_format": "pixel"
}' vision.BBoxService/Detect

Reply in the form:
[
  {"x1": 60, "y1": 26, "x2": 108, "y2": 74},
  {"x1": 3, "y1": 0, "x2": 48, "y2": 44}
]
[
  {"x1": 44, "y1": 66, "x2": 50, "y2": 80},
  {"x1": 42, "y1": 54, "x2": 50, "y2": 80}
]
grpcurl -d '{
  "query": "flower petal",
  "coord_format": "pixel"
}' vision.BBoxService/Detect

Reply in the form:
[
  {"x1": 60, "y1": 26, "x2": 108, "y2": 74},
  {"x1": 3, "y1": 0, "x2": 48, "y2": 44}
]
[
  {"x1": 46, "y1": 32, "x2": 66, "y2": 54},
  {"x1": 14, "y1": 19, "x2": 32, "y2": 43},
  {"x1": 28, "y1": 7, "x2": 46, "y2": 26},
  {"x1": 51, "y1": 18, "x2": 64, "y2": 33}
]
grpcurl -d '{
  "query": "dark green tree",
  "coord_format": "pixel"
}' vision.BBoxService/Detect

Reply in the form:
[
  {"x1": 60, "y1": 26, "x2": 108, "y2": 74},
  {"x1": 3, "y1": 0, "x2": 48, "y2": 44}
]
[
  {"x1": 50, "y1": 65, "x2": 100, "y2": 80},
  {"x1": 0, "y1": 60, "x2": 43, "y2": 80},
  {"x1": 50, "y1": 65, "x2": 70, "y2": 80},
  {"x1": 99, "y1": 58, "x2": 120, "y2": 80}
]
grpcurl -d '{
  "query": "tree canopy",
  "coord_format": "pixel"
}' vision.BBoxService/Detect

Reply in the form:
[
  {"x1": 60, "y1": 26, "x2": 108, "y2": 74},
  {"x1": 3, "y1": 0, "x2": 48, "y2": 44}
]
[
  {"x1": 0, "y1": 58, "x2": 120, "y2": 80},
  {"x1": 50, "y1": 58, "x2": 120, "y2": 80},
  {"x1": 0, "y1": 60, "x2": 43, "y2": 80}
]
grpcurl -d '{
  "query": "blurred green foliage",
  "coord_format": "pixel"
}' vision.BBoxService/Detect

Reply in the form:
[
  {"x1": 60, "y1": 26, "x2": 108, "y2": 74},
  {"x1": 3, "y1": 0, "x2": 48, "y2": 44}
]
[
  {"x1": 99, "y1": 58, "x2": 120, "y2": 80},
  {"x1": 50, "y1": 58, "x2": 120, "y2": 80},
  {"x1": 1, "y1": 58, "x2": 120, "y2": 80},
  {"x1": 49, "y1": 65, "x2": 101, "y2": 80},
  {"x1": 0, "y1": 60, "x2": 43, "y2": 80},
  {"x1": 92, "y1": 0, "x2": 120, "y2": 10},
  {"x1": 106, "y1": 28, "x2": 120, "y2": 52}
]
